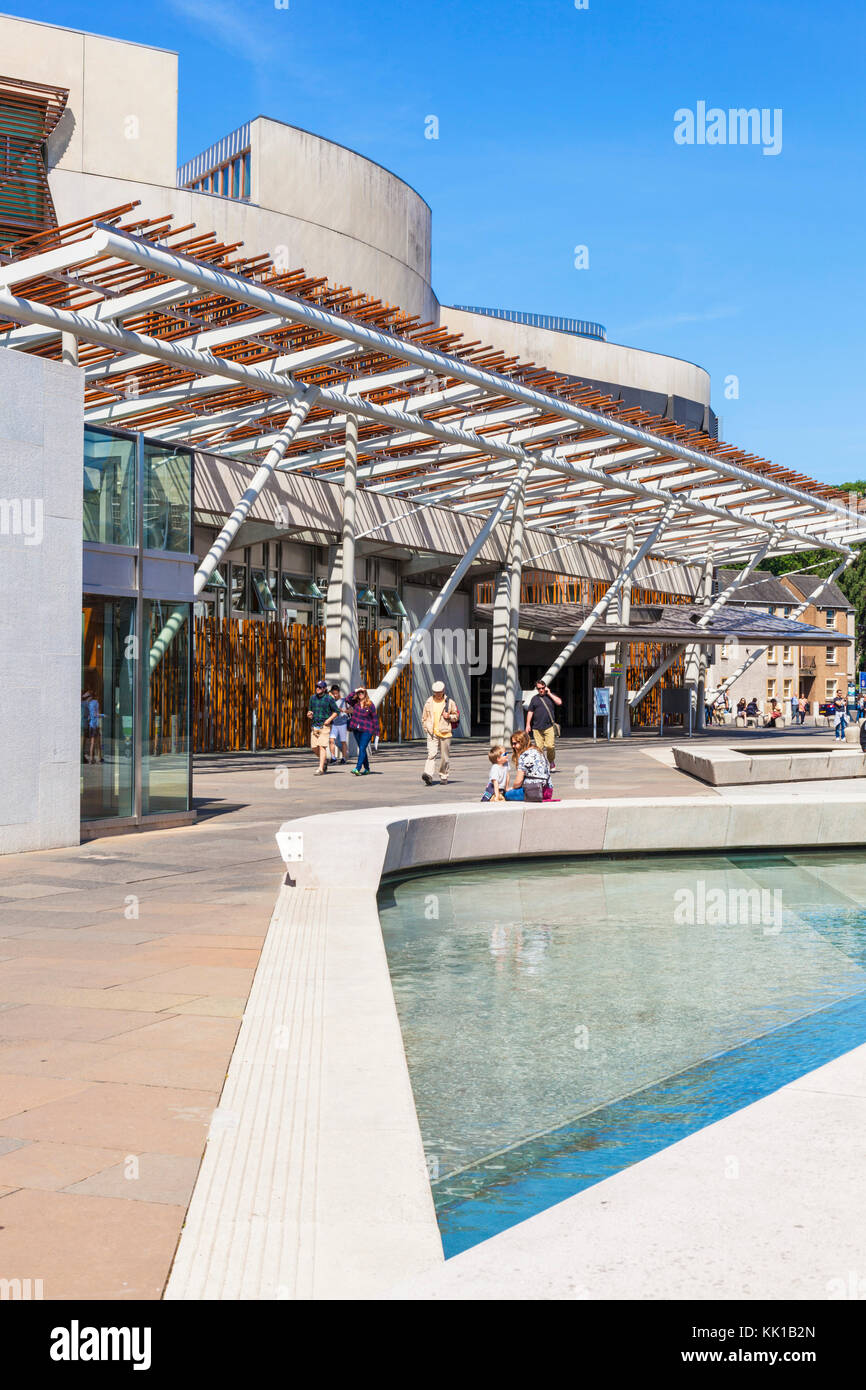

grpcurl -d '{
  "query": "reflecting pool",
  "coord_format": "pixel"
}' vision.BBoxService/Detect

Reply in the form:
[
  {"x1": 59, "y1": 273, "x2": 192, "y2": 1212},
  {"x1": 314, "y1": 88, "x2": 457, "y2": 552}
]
[{"x1": 378, "y1": 851, "x2": 866, "y2": 1256}]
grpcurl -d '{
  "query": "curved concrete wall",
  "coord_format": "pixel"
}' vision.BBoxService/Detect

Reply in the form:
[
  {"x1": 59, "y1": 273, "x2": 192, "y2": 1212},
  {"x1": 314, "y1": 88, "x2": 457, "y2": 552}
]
[
  {"x1": 49, "y1": 169, "x2": 437, "y2": 322},
  {"x1": 0, "y1": 14, "x2": 435, "y2": 320},
  {"x1": 440, "y1": 306, "x2": 711, "y2": 411}
]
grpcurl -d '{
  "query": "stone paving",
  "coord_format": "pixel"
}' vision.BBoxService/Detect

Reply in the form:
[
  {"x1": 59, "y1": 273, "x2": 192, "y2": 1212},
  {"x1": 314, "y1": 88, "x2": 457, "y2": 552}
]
[{"x1": 0, "y1": 726, "x2": 853, "y2": 1298}]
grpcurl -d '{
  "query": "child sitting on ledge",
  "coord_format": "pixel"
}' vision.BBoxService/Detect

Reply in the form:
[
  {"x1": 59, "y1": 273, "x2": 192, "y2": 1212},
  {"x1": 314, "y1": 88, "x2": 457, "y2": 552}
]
[{"x1": 481, "y1": 745, "x2": 509, "y2": 802}]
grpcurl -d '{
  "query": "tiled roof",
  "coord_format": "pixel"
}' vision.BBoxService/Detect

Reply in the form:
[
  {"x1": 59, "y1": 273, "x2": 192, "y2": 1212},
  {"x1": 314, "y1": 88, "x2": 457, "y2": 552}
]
[
  {"x1": 780, "y1": 572, "x2": 852, "y2": 609},
  {"x1": 716, "y1": 569, "x2": 796, "y2": 606}
]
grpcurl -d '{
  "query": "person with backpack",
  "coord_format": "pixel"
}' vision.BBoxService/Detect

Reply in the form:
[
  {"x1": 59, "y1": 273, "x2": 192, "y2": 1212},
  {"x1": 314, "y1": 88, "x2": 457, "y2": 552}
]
[
  {"x1": 525, "y1": 679, "x2": 562, "y2": 771},
  {"x1": 421, "y1": 680, "x2": 459, "y2": 786}
]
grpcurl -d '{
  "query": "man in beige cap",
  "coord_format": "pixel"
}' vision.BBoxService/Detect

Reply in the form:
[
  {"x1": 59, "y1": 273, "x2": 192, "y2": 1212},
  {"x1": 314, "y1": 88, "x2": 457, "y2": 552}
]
[{"x1": 421, "y1": 680, "x2": 459, "y2": 785}]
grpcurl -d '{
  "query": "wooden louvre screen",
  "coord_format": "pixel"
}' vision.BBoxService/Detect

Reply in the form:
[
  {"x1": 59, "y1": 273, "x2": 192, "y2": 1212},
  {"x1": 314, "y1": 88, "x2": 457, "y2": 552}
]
[
  {"x1": 0, "y1": 75, "x2": 68, "y2": 250},
  {"x1": 192, "y1": 619, "x2": 413, "y2": 752}
]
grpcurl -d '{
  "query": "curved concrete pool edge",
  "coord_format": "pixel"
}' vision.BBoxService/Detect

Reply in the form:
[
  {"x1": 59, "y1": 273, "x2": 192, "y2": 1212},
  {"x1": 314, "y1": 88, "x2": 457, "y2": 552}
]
[{"x1": 165, "y1": 794, "x2": 866, "y2": 1300}]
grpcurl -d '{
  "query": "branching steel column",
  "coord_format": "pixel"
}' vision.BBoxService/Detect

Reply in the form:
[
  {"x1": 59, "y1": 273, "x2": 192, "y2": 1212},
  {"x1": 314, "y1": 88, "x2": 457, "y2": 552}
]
[
  {"x1": 707, "y1": 556, "x2": 854, "y2": 702},
  {"x1": 684, "y1": 550, "x2": 714, "y2": 732},
  {"x1": 539, "y1": 501, "x2": 679, "y2": 688},
  {"x1": 370, "y1": 456, "x2": 534, "y2": 710},
  {"x1": 504, "y1": 484, "x2": 526, "y2": 739},
  {"x1": 339, "y1": 413, "x2": 360, "y2": 692},
  {"x1": 489, "y1": 568, "x2": 511, "y2": 745},
  {"x1": 613, "y1": 523, "x2": 635, "y2": 738},
  {"x1": 490, "y1": 482, "x2": 527, "y2": 744}
]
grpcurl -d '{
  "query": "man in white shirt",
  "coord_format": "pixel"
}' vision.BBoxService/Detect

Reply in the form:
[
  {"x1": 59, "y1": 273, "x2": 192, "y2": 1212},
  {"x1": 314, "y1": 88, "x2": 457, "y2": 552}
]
[{"x1": 421, "y1": 680, "x2": 459, "y2": 785}]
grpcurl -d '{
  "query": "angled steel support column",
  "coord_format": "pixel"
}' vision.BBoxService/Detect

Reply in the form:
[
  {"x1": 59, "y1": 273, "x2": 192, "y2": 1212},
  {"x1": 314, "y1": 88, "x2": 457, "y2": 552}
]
[
  {"x1": 490, "y1": 482, "x2": 527, "y2": 744},
  {"x1": 370, "y1": 457, "x2": 534, "y2": 710},
  {"x1": 707, "y1": 556, "x2": 854, "y2": 702},
  {"x1": 539, "y1": 501, "x2": 678, "y2": 689},
  {"x1": 150, "y1": 388, "x2": 317, "y2": 670}
]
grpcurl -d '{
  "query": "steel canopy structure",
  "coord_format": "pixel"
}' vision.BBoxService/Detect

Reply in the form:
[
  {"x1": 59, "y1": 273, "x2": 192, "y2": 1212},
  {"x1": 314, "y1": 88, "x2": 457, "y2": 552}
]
[
  {"x1": 1, "y1": 208, "x2": 863, "y2": 722},
  {"x1": 1, "y1": 210, "x2": 863, "y2": 559}
]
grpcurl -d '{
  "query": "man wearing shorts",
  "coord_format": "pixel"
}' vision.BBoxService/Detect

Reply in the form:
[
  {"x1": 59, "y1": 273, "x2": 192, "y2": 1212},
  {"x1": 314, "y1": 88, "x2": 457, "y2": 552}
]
[
  {"x1": 307, "y1": 679, "x2": 339, "y2": 775},
  {"x1": 525, "y1": 679, "x2": 562, "y2": 771}
]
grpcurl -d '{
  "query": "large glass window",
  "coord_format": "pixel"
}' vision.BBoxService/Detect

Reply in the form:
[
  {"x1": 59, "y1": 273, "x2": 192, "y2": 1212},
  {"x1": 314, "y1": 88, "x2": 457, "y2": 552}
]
[
  {"x1": 250, "y1": 568, "x2": 277, "y2": 613},
  {"x1": 231, "y1": 564, "x2": 248, "y2": 612},
  {"x1": 380, "y1": 587, "x2": 408, "y2": 619},
  {"x1": 143, "y1": 601, "x2": 191, "y2": 816},
  {"x1": 81, "y1": 595, "x2": 136, "y2": 821},
  {"x1": 282, "y1": 575, "x2": 323, "y2": 601},
  {"x1": 83, "y1": 427, "x2": 137, "y2": 546},
  {"x1": 143, "y1": 442, "x2": 192, "y2": 552}
]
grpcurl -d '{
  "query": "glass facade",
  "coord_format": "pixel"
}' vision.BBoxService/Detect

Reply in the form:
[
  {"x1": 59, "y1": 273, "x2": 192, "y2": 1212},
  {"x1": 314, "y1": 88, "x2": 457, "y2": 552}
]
[
  {"x1": 80, "y1": 427, "x2": 194, "y2": 826},
  {"x1": 144, "y1": 441, "x2": 192, "y2": 552},
  {"x1": 143, "y1": 601, "x2": 191, "y2": 815},
  {"x1": 83, "y1": 427, "x2": 137, "y2": 546},
  {"x1": 81, "y1": 595, "x2": 136, "y2": 820}
]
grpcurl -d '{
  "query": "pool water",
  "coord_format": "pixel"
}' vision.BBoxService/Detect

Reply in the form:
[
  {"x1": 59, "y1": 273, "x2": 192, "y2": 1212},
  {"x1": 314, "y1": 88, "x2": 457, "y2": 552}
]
[{"x1": 377, "y1": 851, "x2": 866, "y2": 1257}]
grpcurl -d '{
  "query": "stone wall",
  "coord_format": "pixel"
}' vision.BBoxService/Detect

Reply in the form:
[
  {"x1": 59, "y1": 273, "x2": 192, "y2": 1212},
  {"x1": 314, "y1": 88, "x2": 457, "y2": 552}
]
[{"x1": 0, "y1": 349, "x2": 83, "y2": 852}]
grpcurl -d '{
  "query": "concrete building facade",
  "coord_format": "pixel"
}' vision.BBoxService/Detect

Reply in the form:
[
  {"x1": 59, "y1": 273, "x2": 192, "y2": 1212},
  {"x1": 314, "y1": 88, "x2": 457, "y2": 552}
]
[{"x1": 0, "y1": 10, "x2": 711, "y2": 423}]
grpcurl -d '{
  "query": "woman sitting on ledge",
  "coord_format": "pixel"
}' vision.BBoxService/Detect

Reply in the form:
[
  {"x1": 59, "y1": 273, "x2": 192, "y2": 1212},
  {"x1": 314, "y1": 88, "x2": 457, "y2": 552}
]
[{"x1": 504, "y1": 730, "x2": 552, "y2": 801}]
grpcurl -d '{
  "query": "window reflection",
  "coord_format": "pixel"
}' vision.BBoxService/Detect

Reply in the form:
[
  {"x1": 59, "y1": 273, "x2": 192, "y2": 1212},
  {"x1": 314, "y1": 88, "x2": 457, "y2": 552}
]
[
  {"x1": 143, "y1": 442, "x2": 192, "y2": 552},
  {"x1": 83, "y1": 427, "x2": 136, "y2": 546},
  {"x1": 81, "y1": 595, "x2": 136, "y2": 820},
  {"x1": 143, "y1": 600, "x2": 191, "y2": 815}
]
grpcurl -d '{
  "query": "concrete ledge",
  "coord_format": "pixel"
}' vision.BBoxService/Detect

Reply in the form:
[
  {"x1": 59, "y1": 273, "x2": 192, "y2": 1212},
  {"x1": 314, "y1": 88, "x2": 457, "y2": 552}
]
[{"x1": 673, "y1": 741, "x2": 866, "y2": 786}]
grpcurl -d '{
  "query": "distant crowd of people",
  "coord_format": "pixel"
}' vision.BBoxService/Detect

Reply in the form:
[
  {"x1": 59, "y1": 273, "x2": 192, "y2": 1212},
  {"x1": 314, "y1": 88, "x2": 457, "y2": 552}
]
[{"x1": 707, "y1": 691, "x2": 866, "y2": 741}]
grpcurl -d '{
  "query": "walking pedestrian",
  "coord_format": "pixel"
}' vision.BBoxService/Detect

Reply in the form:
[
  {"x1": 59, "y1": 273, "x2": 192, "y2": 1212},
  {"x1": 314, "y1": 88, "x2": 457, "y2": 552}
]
[
  {"x1": 346, "y1": 685, "x2": 379, "y2": 775},
  {"x1": 797, "y1": 694, "x2": 807, "y2": 725},
  {"x1": 307, "y1": 679, "x2": 339, "y2": 775},
  {"x1": 328, "y1": 684, "x2": 349, "y2": 763},
  {"x1": 421, "y1": 680, "x2": 459, "y2": 786},
  {"x1": 525, "y1": 678, "x2": 562, "y2": 771}
]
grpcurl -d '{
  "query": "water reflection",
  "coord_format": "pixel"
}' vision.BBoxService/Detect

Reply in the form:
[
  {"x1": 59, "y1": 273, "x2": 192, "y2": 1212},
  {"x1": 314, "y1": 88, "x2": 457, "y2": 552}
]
[{"x1": 378, "y1": 851, "x2": 866, "y2": 1255}]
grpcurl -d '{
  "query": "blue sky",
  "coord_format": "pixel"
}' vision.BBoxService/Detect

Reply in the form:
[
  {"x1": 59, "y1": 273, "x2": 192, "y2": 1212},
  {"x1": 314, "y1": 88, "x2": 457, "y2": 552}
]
[{"x1": 8, "y1": 0, "x2": 866, "y2": 483}]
